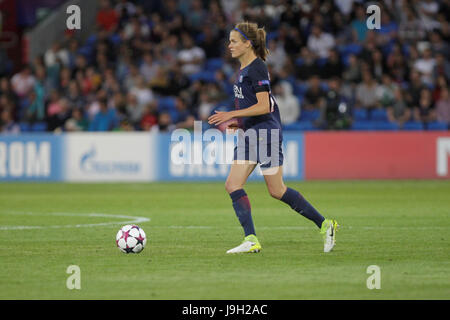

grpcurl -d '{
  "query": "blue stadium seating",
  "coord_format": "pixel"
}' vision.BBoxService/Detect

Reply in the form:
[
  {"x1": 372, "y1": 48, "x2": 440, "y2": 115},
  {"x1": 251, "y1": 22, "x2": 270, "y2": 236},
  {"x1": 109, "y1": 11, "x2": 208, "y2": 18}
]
[
  {"x1": 158, "y1": 97, "x2": 176, "y2": 110},
  {"x1": 31, "y1": 122, "x2": 47, "y2": 132},
  {"x1": 353, "y1": 108, "x2": 368, "y2": 121},
  {"x1": 427, "y1": 121, "x2": 448, "y2": 130},
  {"x1": 205, "y1": 58, "x2": 224, "y2": 72},
  {"x1": 295, "y1": 57, "x2": 304, "y2": 66},
  {"x1": 283, "y1": 121, "x2": 317, "y2": 131},
  {"x1": 293, "y1": 82, "x2": 308, "y2": 96},
  {"x1": 371, "y1": 109, "x2": 388, "y2": 121},
  {"x1": 339, "y1": 44, "x2": 362, "y2": 55},
  {"x1": 372, "y1": 121, "x2": 399, "y2": 131},
  {"x1": 19, "y1": 122, "x2": 30, "y2": 132},
  {"x1": 109, "y1": 33, "x2": 121, "y2": 46},
  {"x1": 299, "y1": 110, "x2": 320, "y2": 121},
  {"x1": 351, "y1": 121, "x2": 374, "y2": 131},
  {"x1": 188, "y1": 71, "x2": 216, "y2": 83},
  {"x1": 402, "y1": 121, "x2": 424, "y2": 130},
  {"x1": 266, "y1": 31, "x2": 278, "y2": 41}
]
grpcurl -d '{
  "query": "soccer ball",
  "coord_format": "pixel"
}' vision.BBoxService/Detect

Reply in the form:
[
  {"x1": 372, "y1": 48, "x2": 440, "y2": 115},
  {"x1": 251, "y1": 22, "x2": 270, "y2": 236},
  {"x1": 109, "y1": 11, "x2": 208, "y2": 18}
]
[{"x1": 116, "y1": 225, "x2": 147, "y2": 254}]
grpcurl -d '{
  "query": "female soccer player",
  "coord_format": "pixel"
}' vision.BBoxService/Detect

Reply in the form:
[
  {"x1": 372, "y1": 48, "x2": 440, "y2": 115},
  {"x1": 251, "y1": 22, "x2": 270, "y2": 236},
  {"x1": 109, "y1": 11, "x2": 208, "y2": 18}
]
[{"x1": 208, "y1": 22, "x2": 338, "y2": 254}]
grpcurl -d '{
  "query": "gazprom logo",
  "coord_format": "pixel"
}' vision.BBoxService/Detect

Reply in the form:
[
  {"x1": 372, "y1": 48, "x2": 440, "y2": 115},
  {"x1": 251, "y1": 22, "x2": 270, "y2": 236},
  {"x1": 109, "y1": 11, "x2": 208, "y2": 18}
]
[
  {"x1": 0, "y1": 141, "x2": 50, "y2": 178},
  {"x1": 80, "y1": 146, "x2": 140, "y2": 174}
]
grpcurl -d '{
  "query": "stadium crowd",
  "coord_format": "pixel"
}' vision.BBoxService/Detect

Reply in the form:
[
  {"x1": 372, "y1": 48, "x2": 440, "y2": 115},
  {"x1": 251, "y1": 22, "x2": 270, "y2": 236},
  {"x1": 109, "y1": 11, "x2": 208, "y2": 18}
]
[{"x1": 1, "y1": 0, "x2": 450, "y2": 133}]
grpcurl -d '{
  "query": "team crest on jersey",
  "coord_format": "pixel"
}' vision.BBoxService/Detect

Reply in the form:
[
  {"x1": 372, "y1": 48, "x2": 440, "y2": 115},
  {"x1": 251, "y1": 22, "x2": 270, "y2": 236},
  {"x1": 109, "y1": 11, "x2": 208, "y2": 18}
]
[{"x1": 233, "y1": 85, "x2": 244, "y2": 99}]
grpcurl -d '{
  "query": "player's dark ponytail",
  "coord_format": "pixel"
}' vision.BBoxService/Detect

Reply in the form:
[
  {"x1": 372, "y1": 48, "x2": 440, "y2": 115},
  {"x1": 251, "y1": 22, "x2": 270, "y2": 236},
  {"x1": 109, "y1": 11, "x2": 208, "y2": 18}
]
[{"x1": 234, "y1": 22, "x2": 269, "y2": 61}]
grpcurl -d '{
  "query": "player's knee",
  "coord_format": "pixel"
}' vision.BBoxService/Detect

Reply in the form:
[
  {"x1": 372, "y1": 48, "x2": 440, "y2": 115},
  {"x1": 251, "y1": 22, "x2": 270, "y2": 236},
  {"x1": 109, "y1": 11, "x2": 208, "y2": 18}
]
[
  {"x1": 225, "y1": 180, "x2": 241, "y2": 194},
  {"x1": 268, "y1": 187, "x2": 284, "y2": 200}
]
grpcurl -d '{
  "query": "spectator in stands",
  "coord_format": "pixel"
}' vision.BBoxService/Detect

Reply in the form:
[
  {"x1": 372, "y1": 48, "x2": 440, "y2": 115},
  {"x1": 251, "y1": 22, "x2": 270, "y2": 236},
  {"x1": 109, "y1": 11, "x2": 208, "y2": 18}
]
[
  {"x1": 321, "y1": 49, "x2": 344, "y2": 79},
  {"x1": 140, "y1": 52, "x2": 160, "y2": 83},
  {"x1": 11, "y1": 65, "x2": 35, "y2": 99},
  {"x1": 303, "y1": 75, "x2": 326, "y2": 111},
  {"x1": 0, "y1": 77, "x2": 18, "y2": 110},
  {"x1": 386, "y1": 43, "x2": 410, "y2": 83},
  {"x1": 399, "y1": 4, "x2": 426, "y2": 44},
  {"x1": 436, "y1": 87, "x2": 450, "y2": 126},
  {"x1": 267, "y1": 39, "x2": 287, "y2": 74},
  {"x1": 414, "y1": 88, "x2": 436, "y2": 128},
  {"x1": 316, "y1": 77, "x2": 352, "y2": 130},
  {"x1": 429, "y1": 30, "x2": 449, "y2": 58},
  {"x1": 174, "y1": 97, "x2": 195, "y2": 129},
  {"x1": 376, "y1": 74, "x2": 398, "y2": 109},
  {"x1": 123, "y1": 63, "x2": 141, "y2": 91},
  {"x1": 25, "y1": 72, "x2": 46, "y2": 124},
  {"x1": 96, "y1": 0, "x2": 119, "y2": 32},
  {"x1": 414, "y1": 47, "x2": 437, "y2": 85},
  {"x1": 158, "y1": 112, "x2": 175, "y2": 132},
  {"x1": 140, "y1": 101, "x2": 158, "y2": 131},
  {"x1": 65, "y1": 108, "x2": 88, "y2": 132},
  {"x1": 89, "y1": 97, "x2": 119, "y2": 131},
  {"x1": 177, "y1": 33, "x2": 206, "y2": 76},
  {"x1": 342, "y1": 54, "x2": 362, "y2": 84},
  {"x1": 387, "y1": 87, "x2": 412, "y2": 129},
  {"x1": 199, "y1": 25, "x2": 223, "y2": 59},
  {"x1": 351, "y1": 5, "x2": 369, "y2": 43},
  {"x1": 370, "y1": 49, "x2": 387, "y2": 82},
  {"x1": 295, "y1": 47, "x2": 320, "y2": 81},
  {"x1": 274, "y1": 81, "x2": 300, "y2": 125},
  {"x1": 405, "y1": 70, "x2": 427, "y2": 109},
  {"x1": 47, "y1": 98, "x2": 71, "y2": 132},
  {"x1": 356, "y1": 71, "x2": 380, "y2": 116},
  {"x1": 0, "y1": 109, "x2": 20, "y2": 134},
  {"x1": 198, "y1": 91, "x2": 215, "y2": 122},
  {"x1": 125, "y1": 92, "x2": 143, "y2": 128},
  {"x1": 433, "y1": 53, "x2": 450, "y2": 80},
  {"x1": 130, "y1": 75, "x2": 154, "y2": 109},
  {"x1": 307, "y1": 24, "x2": 336, "y2": 59},
  {"x1": 44, "y1": 42, "x2": 69, "y2": 68}
]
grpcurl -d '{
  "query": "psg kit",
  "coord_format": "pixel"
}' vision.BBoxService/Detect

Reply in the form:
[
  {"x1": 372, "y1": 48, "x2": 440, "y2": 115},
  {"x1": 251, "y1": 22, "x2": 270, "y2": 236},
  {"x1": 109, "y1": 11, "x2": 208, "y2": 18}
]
[{"x1": 232, "y1": 57, "x2": 284, "y2": 169}]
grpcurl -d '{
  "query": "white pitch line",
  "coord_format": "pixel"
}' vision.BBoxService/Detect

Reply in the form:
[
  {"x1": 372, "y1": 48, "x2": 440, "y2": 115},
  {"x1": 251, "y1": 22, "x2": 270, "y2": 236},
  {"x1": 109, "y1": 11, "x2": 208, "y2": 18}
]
[{"x1": 0, "y1": 212, "x2": 150, "y2": 231}]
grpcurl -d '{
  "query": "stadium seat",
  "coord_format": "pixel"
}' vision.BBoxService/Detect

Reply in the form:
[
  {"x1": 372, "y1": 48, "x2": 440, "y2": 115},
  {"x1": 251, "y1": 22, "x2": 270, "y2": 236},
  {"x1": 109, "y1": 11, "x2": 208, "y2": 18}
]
[
  {"x1": 158, "y1": 97, "x2": 176, "y2": 111},
  {"x1": 299, "y1": 109, "x2": 320, "y2": 121},
  {"x1": 294, "y1": 82, "x2": 308, "y2": 96},
  {"x1": 188, "y1": 71, "x2": 216, "y2": 83},
  {"x1": 85, "y1": 34, "x2": 97, "y2": 47},
  {"x1": 351, "y1": 121, "x2": 374, "y2": 131},
  {"x1": 427, "y1": 121, "x2": 448, "y2": 130},
  {"x1": 402, "y1": 121, "x2": 424, "y2": 130},
  {"x1": 372, "y1": 121, "x2": 399, "y2": 131},
  {"x1": 31, "y1": 122, "x2": 47, "y2": 132},
  {"x1": 205, "y1": 58, "x2": 224, "y2": 72},
  {"x1": 266, "y1": 31, "x2": 278, "y2": 41},
  {"x1": 317, "y1": 58, "x2": 328, "y2": 67},
  {"x1": 339, "y1": 43, "x2": 362, "y2": 55},
  {"x1": 371, "y1": 109, "x2": 388, "y2": 121},
  {"x1": 353, "y1": 108, "x2": 368, "y2": 121},
  {"x1": 19, "y1": 122, "x2": 30, "y2": 132},
  {"x1": 295, "y1": 57, "x2": 304, "y2": 67},
  {"x1": 109, "y1": 33, "x2": 121, "y2": 46},
  {"x1": 283, "y1": 121, "x2": 317, "y2": 131}
]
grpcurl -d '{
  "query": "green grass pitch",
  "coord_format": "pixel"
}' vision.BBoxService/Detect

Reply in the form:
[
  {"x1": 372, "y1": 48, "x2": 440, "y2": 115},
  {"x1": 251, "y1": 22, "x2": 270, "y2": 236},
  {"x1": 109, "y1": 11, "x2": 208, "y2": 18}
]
[{"x1": 0, "y1": 180, "x2": 449, "y2": 299}]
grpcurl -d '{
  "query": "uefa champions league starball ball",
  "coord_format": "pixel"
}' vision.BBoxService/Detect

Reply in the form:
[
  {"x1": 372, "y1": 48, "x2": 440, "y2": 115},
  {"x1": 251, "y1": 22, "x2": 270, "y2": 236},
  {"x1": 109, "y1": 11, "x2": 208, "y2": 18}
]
[{"x1": 116, "y1": 225, "x2": 147, "y2": 253}]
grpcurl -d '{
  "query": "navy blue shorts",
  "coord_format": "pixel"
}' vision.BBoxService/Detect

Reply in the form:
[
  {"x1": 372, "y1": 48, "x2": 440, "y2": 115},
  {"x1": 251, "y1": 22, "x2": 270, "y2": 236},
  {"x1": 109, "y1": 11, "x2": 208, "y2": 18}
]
[{"x1": 233, "y1": 128, "x2": 284, "y2": 169}]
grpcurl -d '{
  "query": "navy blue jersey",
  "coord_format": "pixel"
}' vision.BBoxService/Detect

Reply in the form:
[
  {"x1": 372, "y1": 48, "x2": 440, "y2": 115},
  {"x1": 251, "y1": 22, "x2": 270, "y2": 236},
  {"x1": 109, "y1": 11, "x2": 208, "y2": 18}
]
[{"x1": 233, "y1": 58, "x2": 283, "y2": 138}]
